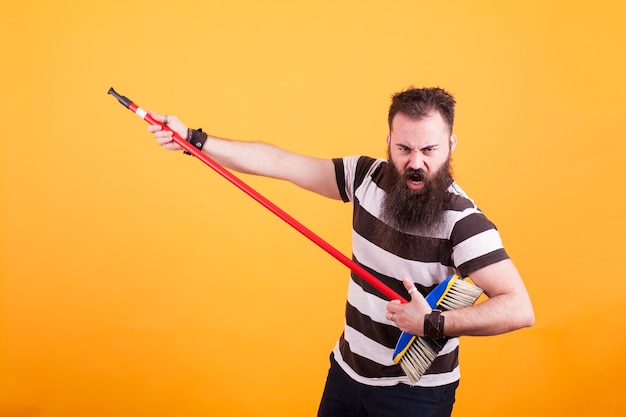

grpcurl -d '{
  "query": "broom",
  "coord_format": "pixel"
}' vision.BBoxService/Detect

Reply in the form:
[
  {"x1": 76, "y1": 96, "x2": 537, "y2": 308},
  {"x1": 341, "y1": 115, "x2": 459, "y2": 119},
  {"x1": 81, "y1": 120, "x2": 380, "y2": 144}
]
[
  {"x1": 393, "y1": 274, "x2": 483, "y2": 384},
  {"x1": 108, "y1": 87, "x2": 483, "y2": 383}
]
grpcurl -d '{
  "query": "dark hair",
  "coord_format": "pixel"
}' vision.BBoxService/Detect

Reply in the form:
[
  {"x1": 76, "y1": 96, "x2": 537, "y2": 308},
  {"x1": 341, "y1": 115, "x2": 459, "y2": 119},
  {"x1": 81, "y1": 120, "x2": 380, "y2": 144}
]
[{"x1": 388, "y1": 87, "x2": 456, "y2": 132}]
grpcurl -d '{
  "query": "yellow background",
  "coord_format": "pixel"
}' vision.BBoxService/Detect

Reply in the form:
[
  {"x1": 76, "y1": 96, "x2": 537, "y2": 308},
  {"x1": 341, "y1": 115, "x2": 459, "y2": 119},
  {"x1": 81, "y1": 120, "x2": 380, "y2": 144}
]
[{"x1": 2, "y1": 0, "x2": 625, "y2": 416}]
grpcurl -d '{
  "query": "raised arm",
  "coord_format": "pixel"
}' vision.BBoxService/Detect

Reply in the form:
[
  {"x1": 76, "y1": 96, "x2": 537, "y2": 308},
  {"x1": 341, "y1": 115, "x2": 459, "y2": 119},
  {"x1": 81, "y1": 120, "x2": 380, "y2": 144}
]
[{"x1": 148, "y1": 113, "x2": 342, "y2": 200}]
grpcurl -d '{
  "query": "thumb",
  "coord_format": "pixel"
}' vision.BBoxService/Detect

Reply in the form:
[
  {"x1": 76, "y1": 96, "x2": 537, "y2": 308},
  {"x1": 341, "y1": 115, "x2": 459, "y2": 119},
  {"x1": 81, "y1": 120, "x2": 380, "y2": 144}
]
[
  {"x1": 148, "y1": 111, "x2": 165, "y2": 123},
  {"x1": 402, "y1": 277, "x2": 419, "y2": 298}
]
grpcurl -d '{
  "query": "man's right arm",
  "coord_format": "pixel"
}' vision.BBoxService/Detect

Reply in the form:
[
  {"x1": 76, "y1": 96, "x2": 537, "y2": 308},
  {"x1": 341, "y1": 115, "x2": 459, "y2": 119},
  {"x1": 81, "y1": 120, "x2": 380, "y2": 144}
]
[{"x1": 148, "y1": 113, "x2": 342, "y2": 200}]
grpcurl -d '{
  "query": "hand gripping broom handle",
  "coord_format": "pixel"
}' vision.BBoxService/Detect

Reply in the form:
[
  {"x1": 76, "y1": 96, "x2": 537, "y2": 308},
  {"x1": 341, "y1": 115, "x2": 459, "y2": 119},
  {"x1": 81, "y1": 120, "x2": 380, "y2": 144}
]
[{"x1": 108, "y1": 87, "x2": 408, "y2": 303}]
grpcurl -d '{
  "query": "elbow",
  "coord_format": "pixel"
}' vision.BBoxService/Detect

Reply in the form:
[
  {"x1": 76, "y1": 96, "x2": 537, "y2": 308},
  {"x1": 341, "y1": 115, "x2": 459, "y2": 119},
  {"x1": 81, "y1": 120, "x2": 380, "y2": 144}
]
[
  {"x1": 521, "y1": 313, "x2": 535, "y2": 329},
  {"x1": 502, "y1": 299, "x2": 535, "y2": 333},
  {"x1": 510, "y1": 290, "x2": 535, "y2": 330},
  {"x1": 500, "y1": 308, "x2": 534, "y2": 335},
  {"x1": 517, "y1": 304, "x2": 536, "y2": 330},
  {"x1": 526, "y1": 308, "x2": 536, "y2": 328}
]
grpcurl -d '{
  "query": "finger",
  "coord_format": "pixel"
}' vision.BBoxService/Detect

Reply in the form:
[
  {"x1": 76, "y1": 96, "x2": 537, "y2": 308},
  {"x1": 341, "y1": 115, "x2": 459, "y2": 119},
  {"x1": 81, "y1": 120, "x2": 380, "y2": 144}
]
[
  {"x1": 156, "y1": 132, "x2": 174, "y2": 145},
  {"x1": 147, "y1": 124, "x2": 162, "y2": 133},
  {"x1": 403, "y1": 277, "x2": 419, "y2": 297},
  {"x1": 386, "y1": 299, "x2": 400, "y2": 318},
  {"x1": 156, "y1": 136, "x2": 170, "y2": 146},
  {"x1": 148, "y1": 111, "x2": 165, "y2": 123},
  {"x1": 162, "y1": 142, "x2": 182, "y2": 151}
]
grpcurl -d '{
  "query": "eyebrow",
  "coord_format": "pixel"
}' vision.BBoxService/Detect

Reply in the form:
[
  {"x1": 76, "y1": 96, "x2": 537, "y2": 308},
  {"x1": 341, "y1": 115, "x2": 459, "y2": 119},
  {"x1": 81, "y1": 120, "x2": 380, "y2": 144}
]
[{"x1": 396, "y1": 143, "x2": 439, "y2": 151}]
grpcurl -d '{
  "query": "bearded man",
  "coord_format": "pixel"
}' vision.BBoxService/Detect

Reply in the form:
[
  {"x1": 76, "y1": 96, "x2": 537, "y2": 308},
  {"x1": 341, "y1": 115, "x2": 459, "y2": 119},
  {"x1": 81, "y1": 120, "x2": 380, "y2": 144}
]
[{"x1": 149, "y1": 87, "x2": 534, "y2": 417}]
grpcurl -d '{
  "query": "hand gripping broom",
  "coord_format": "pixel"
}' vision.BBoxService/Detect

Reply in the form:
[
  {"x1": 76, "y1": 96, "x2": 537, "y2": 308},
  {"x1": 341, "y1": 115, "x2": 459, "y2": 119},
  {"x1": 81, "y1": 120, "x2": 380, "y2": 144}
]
[{"x1": 108, "y1": 87, "x2": 483, "y2": 383}]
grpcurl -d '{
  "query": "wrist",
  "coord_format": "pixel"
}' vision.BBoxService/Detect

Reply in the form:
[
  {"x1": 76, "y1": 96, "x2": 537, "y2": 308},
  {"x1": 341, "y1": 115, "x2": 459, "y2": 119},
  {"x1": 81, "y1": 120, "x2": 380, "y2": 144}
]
[
  {"x1": 423, "y1": 310, "x2": 445, "y2": 339},
  {"x1": 183, "y1": 128, "x2": 208, "y2": 155}
]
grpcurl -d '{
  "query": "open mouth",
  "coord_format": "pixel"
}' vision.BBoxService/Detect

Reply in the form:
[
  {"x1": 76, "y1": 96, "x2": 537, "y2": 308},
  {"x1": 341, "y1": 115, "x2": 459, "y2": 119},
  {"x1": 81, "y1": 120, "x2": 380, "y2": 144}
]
[{"x1": 406, "y1": 169, "x2": 425, "y2": 185}]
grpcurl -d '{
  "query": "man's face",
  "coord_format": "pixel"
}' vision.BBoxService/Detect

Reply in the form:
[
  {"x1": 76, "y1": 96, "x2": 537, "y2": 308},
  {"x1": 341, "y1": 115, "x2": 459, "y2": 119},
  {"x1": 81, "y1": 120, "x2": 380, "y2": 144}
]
[
  {"x1": 380, "y1": 111, "x2": 457, "y2": 234},
  {"x1": 387, "y1": 111, "x2": 456, "y2": 188}
]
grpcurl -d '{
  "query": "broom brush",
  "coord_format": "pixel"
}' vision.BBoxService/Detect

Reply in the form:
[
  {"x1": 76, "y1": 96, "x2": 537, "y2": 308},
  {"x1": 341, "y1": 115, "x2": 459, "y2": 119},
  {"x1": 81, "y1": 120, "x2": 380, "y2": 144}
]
[
  {"x1": 394, "y1": 274, "x2": 484, "y2": 385},
  {"x1": 108, "y1": 88, "x2": 483, "y2": 383}
]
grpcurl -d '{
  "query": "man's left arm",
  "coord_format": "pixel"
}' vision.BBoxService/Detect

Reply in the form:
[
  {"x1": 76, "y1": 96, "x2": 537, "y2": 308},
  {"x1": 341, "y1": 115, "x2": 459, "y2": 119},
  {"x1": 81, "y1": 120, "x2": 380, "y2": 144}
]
[
  {"x1": 442, "y1": 259, "x2": 535, "y2": 336},
  {"x1": 387, "y1": 259, "x2": 534, "y2": 337}
]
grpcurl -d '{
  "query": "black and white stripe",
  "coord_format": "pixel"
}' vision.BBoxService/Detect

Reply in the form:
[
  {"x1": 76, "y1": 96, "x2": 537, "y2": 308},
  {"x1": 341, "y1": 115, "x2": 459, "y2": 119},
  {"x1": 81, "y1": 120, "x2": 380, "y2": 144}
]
[{"x1": 330, "y1": 156, "x2": 509, "y2": 387}]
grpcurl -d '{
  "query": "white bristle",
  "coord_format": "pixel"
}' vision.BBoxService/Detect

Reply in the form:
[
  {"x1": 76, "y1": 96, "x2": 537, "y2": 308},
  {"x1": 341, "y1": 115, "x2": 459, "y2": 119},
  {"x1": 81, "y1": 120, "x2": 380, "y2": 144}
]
[
  {"x1": 438, "y1": 280, "x2": 483, "y2": 311},
  {"x1": 400, "y1": 337, "x2": 438, "y2": 385}
]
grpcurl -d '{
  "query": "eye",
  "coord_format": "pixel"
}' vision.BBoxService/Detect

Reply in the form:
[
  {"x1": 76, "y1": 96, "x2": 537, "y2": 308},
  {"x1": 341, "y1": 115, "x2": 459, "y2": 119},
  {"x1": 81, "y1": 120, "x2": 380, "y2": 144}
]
[
  {"x1": 397, "y1": 145, "x2": 411, "y2": 153},
  {"x1": 422, "y1": 146, "x2": 436, "y2": 154}
]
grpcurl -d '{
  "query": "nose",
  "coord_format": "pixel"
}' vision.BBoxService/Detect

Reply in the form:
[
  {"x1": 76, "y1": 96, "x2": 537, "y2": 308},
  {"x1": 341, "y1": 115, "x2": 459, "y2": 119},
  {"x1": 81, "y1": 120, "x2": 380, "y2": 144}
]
[{"x1": 407, "y1": 150, "x2": 425, "y2": 170}]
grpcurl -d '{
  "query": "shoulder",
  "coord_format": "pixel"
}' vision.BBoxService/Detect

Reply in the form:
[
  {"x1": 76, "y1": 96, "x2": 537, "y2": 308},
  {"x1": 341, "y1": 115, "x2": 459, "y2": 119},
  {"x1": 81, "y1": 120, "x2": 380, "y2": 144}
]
[
  {"x1": 445, "y1": 182, "x2": 510, "y2": 275},
  {"x1": 444, "y1": 182, "x2": 502, "y2": 249},
  {"x1": 333, "y1": 156, "x2": 387, "y2": 201},
  {"x1": 334, "y1": 156, "x2": 384, "y2": 176}
]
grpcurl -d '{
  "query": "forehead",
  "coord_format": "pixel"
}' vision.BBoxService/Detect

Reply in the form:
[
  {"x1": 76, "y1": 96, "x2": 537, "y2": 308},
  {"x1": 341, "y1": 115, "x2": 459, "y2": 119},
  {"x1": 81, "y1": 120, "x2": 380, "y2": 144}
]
[{"x1": 390, "y1": 112, "x2": 450, "y2": 143}]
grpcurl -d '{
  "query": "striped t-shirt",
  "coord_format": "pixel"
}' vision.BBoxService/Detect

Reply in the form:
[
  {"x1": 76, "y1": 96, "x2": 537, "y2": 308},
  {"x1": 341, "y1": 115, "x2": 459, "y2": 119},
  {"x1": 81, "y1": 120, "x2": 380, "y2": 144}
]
[{"x1": 331, "y1": 156, "x2": 509, "y2": 387}]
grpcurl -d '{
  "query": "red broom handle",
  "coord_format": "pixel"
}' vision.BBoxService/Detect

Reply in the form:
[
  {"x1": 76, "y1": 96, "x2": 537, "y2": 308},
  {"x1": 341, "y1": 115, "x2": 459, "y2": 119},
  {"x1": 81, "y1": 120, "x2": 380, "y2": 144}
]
[{"x1": 108, "y1": 88, "x2": 408, "y2": 303}]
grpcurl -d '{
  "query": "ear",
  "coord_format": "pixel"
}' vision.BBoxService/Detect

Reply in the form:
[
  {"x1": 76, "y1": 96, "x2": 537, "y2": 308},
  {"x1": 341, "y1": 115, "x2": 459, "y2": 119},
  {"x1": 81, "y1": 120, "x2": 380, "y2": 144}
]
[
  {"x1": 449, "y1": 134, "x2": 457, "y2": 152},
  {"x1": 386, "y1": 133, "x2": 391, "y2": 146}
]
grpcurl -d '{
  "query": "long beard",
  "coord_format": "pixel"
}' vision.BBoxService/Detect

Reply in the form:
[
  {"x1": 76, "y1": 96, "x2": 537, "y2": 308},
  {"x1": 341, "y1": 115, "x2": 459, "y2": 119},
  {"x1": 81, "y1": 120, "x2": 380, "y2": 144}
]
[{"x1": 380, "y1": 157, "x2": 453, "y2": 236}]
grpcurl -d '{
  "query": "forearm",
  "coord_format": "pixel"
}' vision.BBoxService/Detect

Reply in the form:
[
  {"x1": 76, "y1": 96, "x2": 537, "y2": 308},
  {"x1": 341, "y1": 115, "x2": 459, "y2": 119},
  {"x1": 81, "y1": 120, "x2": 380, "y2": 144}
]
[
  {"x1": 442, "y1": 260, "x2": 535, "y2": 337},
  {"x1": 202, "y1": 134, "x2": 289, "y2": 177},
  {"x1": 441, "y1": 292, "x2": 535, "y2": 337},
  {"x1": 200, "y1": 134, "x2": 341, "y2": 199}
]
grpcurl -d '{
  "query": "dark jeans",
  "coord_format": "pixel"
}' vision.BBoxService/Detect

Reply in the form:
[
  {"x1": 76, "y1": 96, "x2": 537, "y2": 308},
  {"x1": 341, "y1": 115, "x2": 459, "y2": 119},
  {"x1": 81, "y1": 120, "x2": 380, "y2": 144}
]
[{"x1": 317, "y1": 354, "x2": 459, "y2": 417}]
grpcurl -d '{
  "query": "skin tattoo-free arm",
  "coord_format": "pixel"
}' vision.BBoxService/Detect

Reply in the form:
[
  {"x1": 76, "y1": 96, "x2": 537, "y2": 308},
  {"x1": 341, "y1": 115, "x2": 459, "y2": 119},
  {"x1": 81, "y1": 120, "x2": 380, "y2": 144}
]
[
  {"x1": 148, "y1": 113, "x2": 341, "y2": 200},
  {"x1": 387, "y1": 259, "x2": 535, "y2": 337}
]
